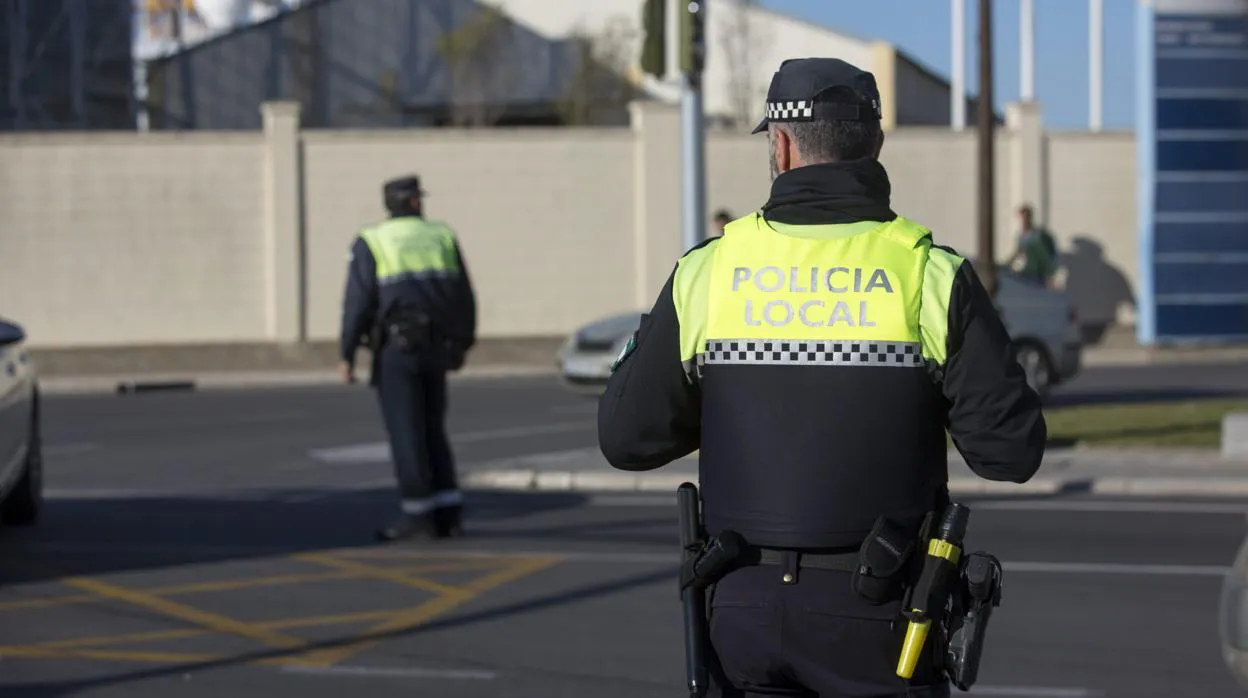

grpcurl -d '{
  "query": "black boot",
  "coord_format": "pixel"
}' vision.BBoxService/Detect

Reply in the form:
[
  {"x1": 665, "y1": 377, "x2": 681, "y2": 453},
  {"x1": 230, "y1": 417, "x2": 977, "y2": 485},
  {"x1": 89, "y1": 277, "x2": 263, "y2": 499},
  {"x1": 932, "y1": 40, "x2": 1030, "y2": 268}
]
[
  {"x1": 435, "y1": 504, "x2": 465, "y2": 539},
  {"x1": 374, "y1": 514, "x2": 441, "y2": 543}
]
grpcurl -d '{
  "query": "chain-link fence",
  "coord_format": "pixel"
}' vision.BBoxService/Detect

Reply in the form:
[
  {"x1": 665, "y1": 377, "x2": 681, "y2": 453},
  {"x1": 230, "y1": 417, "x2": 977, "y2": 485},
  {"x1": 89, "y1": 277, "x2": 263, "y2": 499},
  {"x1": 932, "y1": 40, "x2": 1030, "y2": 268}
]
[
  {"x1": 0, "y1": 0, "x2": 137, "y2": 131},
  {"x1": 144, "y1": 0, "x2": 639, "y2": 130}
]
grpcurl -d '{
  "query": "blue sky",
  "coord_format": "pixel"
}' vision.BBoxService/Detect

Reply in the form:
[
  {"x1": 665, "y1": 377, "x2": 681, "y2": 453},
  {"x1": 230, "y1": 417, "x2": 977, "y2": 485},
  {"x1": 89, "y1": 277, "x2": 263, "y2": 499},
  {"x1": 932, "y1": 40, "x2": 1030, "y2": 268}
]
[{"x1": 760, "y1": 0, "x2": 1138, "y2": 132}]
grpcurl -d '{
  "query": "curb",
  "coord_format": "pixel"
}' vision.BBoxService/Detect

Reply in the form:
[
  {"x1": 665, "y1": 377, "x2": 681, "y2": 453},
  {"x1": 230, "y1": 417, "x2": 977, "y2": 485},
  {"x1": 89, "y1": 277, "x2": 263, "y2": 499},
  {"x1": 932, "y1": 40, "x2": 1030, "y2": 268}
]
[
  {"x1": 462, "y1": 469, "x2": 1248, "y2": 498},
  {"x1": 38, "y1": 365, "x2": 557, "y2": 395}
]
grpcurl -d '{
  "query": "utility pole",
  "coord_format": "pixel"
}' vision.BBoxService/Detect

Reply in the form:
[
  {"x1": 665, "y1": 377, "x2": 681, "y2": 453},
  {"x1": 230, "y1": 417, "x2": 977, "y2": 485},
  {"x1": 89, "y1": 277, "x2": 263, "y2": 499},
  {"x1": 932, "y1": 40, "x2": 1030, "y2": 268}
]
[
  {"x1": 1020, "y1": 0, "x2": 1034, "y2": 101},
  {"x1": 951, "y1": 0, "x2": 965, "y2": 130},
  {"x1": 681, "y1": 0, "x2": 708, "y2": 253},
  {"x1": 1089, "y1": 0, "x2": 1103, "y2": 131},
  {"x1": 977, "y1": 0, "x2": 996, "y2": 297}
]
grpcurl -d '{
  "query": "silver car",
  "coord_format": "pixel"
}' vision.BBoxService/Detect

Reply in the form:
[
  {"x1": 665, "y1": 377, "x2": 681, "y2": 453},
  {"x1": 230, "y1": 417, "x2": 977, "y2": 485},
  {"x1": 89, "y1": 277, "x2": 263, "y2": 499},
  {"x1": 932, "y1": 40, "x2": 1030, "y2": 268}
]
[
  {"x1": 0, "y1": 317, "x2": 42, "y2": 526},
  {"x1": 557, "y1": 267, "x2": 1082, "y2": 398}
]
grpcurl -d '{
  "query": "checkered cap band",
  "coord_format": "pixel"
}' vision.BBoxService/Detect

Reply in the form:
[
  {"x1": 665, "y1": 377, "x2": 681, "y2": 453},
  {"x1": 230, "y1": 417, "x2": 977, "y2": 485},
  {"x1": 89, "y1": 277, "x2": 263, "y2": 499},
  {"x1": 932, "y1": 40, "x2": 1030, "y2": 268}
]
[
  {"x1": 765, "y1": 100, "x2": 814, "y2": 122},
  {"x1": 699, "y1": 339, "x2": 925, "y2": 368}
]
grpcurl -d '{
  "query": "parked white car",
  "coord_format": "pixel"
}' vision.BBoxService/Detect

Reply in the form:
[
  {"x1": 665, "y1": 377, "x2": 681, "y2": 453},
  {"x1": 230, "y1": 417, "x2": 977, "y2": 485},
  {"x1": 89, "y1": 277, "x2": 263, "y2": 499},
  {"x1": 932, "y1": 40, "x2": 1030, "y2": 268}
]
[
  {"x1": 0, "y1": 316, "x2": 42, "y2": 527},
  {"x1": 557, "y1": 267, "x2": 1081, "y2": 398}
]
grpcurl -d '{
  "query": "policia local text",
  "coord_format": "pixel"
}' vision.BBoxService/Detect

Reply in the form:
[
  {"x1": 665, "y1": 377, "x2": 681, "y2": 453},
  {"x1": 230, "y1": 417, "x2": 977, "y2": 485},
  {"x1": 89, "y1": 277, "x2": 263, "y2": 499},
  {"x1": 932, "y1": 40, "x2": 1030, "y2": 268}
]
[{"x1": 732, "y1": 265, "x2": 894, "y2": 328}]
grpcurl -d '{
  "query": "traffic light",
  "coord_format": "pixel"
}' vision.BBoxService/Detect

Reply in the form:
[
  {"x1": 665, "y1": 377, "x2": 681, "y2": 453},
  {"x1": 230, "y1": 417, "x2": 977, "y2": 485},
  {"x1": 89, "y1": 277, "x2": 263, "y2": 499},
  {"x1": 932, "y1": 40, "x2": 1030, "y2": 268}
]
[
  {"x1": 680, "y1": 0, "x2": 706, "y2": 76},
  {"x1": 640, "y1": 0, "x2": 666, "y2": 78}
]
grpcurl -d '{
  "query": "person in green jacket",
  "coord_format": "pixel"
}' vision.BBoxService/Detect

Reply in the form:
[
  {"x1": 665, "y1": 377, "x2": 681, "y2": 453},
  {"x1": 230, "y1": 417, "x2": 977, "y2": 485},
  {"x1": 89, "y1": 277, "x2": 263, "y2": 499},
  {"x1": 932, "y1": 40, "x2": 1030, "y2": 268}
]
[{"x1": 1010, "y1": 204, "x2": 1058, "y2": 285}]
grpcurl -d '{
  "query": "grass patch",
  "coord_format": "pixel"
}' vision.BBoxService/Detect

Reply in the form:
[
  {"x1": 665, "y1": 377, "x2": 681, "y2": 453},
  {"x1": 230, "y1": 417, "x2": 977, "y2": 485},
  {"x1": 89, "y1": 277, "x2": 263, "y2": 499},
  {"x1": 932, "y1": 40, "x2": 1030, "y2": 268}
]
[
  {"x1": 1043, "y1": 399, "x2": 1248, "y2": 448},
  {"x1": 950, "y1": 399, "x2": 1248, "y2": 449}
]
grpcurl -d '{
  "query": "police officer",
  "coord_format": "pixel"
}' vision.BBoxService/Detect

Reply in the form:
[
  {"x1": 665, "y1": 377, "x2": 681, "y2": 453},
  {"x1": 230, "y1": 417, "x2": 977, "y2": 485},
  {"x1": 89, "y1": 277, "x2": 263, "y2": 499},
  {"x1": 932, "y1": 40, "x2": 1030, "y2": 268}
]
[
  {"x1": 339, "y1": 175, "x2": 477, "y2": 543},
  {"x1": 597, "y1": 58, "x2": 1046, "y2": 697}
]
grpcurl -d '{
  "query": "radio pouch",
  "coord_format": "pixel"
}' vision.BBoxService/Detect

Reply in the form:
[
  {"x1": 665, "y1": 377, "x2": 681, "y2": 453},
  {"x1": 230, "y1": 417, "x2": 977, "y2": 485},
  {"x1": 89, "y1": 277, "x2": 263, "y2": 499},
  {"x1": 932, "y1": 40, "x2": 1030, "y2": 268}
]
[{"x1": 852, "y1": 514, "x2": 920, "y2": 604}]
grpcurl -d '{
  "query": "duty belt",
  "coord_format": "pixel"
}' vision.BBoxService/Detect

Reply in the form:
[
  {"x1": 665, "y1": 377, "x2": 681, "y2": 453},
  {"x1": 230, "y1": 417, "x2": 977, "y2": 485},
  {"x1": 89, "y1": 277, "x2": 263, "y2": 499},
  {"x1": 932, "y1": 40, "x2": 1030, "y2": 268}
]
[{"x1": 742, "y1": 546, "x2": 860, "y2": 572}]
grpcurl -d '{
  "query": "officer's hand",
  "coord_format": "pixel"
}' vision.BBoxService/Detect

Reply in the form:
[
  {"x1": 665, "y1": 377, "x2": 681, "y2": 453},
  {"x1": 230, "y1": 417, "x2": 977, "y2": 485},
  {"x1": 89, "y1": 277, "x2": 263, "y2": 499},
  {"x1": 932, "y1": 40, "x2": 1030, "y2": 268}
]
[{"x1": 339, "y1": 360, "x2": 357, "y2": 384}]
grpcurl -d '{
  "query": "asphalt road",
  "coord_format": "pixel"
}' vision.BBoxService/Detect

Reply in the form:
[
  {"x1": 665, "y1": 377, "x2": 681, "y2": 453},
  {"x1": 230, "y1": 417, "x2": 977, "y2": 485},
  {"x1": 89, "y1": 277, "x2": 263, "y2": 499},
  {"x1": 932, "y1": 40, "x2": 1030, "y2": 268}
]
[{"x1": 0, "y1": 369, "x2": 1244, "y2": 697}]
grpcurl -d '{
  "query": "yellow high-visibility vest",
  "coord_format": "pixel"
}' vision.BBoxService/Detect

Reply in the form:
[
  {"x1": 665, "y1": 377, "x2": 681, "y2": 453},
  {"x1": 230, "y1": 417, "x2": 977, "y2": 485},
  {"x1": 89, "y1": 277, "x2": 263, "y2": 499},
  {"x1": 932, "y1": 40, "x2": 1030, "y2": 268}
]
[{"x1": 672, "y1": 212, "x2": 964, "y2": 376}]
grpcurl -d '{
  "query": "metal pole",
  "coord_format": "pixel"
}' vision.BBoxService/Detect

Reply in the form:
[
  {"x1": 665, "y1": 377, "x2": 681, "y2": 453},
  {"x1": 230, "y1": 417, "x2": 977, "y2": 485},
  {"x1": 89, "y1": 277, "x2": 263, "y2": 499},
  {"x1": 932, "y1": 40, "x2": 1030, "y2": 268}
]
[
  {"x1": 977, "y1": 0, "x2": 996, "y2": 297},
  {"x1": 681, "y1": 0, "x2": 707, "y2": 253},
  {"x1": 951, "y1": 0, "x2": 965, "y2": 130},
  {"x1": 1090, "y1": 0, "x2": 1104, "y2": 131},
  {"x1": 682, "y1": 76, "x2": 706, "y2": 252},
  {"x1": 8, "y1": 0, "x2": 27, "y2": 130},
  {"x1": 1020, "y1": 0, "x2": 1034, "y2": 101},
  {"x1": 70, "y1": 0, "x2": 86, "y2": 127}
]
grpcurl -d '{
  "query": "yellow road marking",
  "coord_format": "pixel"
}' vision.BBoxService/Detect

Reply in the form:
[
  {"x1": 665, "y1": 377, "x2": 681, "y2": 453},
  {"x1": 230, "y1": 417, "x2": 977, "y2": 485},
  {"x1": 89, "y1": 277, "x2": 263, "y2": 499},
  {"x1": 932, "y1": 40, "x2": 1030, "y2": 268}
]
[
  {"x1": 0, "y1": 562, "x2": 489, "y2": 613},
  {"x1": 0, "y1": 594, "x2": 95, "y2": 612},
  {"x1": 0, "y1": 646, "x2": 217, "y2": 664},
  {"x1": 0, "y1": 555, "x2": 560, "y2": 669},
  {"x1": 63, "y1": 577, "x2": 308, "y2": 651},
  {"x1": 0, "y1": 608, "x2": 404, "y2": 655},
  {"x1": 295, "y1": 553, "x2": 471, "y2": 597},
  {"x1": 293, "y1": 554, "x2": 562, "y2": 667}
]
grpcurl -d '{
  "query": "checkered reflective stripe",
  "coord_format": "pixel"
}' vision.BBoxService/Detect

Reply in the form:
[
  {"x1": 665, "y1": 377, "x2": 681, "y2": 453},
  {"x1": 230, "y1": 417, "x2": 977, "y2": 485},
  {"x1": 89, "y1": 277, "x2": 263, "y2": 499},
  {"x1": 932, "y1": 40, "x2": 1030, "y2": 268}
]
[
  {"x1": 700, "y1": 339, "x2": 924, "y2": 368},
  {"x1": 765, "y1": 100, "x2": 813, "y2": 121}
]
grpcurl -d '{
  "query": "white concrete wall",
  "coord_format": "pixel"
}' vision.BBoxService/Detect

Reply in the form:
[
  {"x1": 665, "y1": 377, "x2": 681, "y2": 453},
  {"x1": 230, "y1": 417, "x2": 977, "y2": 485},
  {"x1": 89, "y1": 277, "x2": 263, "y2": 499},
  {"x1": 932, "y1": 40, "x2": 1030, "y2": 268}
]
[
  {"x1": 301, "y1": 127, "x2": 637, "y2": 340},
  {"x1": 0, "y1": 101, "x2": 1140, "y2": 349},
  {"x1": 0, "y1": 132, "x2": 268, "y2": 347}
]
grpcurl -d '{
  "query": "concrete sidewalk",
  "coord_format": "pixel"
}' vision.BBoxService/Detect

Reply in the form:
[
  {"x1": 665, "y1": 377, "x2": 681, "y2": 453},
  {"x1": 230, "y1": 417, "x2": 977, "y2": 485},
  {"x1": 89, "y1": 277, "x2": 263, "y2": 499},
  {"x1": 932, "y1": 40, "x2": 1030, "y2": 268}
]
[
  {"x1": 459, "y1": 446, "x2": 1248, "y2": 498},
  {"x1": 37, "y1": 365, "x2": 558, "y2": 395}
]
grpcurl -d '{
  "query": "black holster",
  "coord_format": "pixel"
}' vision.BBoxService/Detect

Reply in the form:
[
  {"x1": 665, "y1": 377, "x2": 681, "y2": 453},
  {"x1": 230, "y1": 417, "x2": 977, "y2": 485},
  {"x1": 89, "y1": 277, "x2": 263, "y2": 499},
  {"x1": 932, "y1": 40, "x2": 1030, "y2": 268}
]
[
  {"x1": 385, "y1": 310, "x2": 434, "y2": 353},
  {"x1": 941, "y1": 552, "x2": 1004, "y2": 691}
]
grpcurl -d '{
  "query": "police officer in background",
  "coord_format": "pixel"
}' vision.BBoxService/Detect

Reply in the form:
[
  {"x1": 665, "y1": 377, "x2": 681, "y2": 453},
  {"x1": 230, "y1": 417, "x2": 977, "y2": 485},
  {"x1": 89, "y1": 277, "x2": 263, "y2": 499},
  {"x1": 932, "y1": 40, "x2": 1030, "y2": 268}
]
[
  {"x1": 340, "y1": 175, "x2": 477, "y2": 543},
  {"x1": 597, "y1": 58, "x2": 1046, "y2": 697}
]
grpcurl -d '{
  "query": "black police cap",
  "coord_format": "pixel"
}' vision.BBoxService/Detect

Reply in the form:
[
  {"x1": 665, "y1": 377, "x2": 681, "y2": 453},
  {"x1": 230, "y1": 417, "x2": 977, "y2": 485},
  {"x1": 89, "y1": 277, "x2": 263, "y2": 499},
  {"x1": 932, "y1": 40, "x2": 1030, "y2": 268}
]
[
  {"x1": 751, "y1": 57, "x2": 882, "y2": 135},
  {"x1": 383, "y1": 175, "x2": 426, "y2": 200}
]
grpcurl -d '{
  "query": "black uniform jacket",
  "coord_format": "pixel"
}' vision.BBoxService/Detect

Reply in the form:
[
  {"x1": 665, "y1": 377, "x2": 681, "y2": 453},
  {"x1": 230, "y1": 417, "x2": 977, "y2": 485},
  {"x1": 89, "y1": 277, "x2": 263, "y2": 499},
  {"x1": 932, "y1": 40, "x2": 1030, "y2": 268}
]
[
  {"x1": 339, "y1": 215, "x2": 477, "y2": 384},
  {"x1": 597, "y1": 159, "x2": 1046, "y2": 489}
]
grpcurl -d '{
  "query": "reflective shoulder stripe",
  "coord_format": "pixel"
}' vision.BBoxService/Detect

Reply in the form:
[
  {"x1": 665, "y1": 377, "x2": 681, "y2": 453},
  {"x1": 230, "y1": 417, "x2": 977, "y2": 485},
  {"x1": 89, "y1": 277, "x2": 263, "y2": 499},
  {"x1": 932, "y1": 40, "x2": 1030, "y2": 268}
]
[
  {"x1": 673, "y1": 237, "x2": 721, "y2": 369},
  {"x1": 919, "y1": 245, "x2": 965, "y2": 366},
  {"x1": 874, "y1": 215, "x2": 932, "y2": 250},
  {"x1": 721, "y1": 212, "x2": 763, "y2": 238}
]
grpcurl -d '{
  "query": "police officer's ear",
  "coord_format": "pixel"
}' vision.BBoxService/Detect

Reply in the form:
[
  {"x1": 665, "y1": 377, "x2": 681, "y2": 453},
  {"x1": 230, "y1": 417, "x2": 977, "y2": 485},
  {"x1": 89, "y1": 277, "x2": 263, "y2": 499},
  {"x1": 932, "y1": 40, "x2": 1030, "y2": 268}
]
[
  {"x1": 873, "y1": 128, "x2": 885, "y2": 160},
  {"x1": 771, "y1": 126, "x2": 794, "y2": 173}
]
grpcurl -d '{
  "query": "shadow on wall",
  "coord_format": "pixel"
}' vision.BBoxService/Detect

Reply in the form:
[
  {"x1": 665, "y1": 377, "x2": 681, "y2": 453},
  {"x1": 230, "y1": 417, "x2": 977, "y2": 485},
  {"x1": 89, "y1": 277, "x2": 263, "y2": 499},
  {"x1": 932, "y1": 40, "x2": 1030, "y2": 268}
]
[{"x1": 1060, "y1": 236, "x2": 1136, "y2": 345}]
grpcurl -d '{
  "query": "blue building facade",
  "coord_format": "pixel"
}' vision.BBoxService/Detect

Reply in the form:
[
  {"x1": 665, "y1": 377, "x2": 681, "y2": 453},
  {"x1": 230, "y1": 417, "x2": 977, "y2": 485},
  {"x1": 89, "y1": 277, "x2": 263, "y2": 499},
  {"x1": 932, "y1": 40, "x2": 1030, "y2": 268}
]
[{"x1": 1137, "y1": 0, "x2": 1248, "y2": 344}]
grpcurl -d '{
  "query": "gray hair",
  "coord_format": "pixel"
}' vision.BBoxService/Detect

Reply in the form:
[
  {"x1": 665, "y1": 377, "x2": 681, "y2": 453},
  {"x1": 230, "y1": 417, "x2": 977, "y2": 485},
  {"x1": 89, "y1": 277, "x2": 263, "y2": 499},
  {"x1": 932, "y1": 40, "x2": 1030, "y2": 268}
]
[{"x1": 767, "y1": 87, "x2": 882, "y2": 171}]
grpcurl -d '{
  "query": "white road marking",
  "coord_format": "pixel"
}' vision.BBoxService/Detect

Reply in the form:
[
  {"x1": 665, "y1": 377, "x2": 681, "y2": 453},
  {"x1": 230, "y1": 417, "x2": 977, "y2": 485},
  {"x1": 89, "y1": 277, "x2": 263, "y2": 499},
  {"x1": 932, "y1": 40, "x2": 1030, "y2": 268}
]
[
  {"x1": 304, "y1": 421, "x2": 595, "y2": 466},
  {"x1": 42, "y1": 442, "x2": 99, "y2": 457},
  {"x1": 966, "y1": 687, "x2": 1102, "y2": 697},
  {"x1": 547, "y1": 403, "x2": 599, "y2": 416},
  {"x1": 282, "y1": 665, "x2": 495, "y2": 681},
  {"x1": 452, "y1": 420, "x2": 594, "y2": 444},
  {"x1": 15, "y1": 542, "x2": 1234, "y2": 578},
  {"x1": 1005, "y1": 561, "x2": 1229, "y2": 577},
  {"x1": 584, "y1": 495, "x2": 1248, "y2": 515},
  {"x1": 971, "y1": 500, "x2": 1248, "y2": 515}
]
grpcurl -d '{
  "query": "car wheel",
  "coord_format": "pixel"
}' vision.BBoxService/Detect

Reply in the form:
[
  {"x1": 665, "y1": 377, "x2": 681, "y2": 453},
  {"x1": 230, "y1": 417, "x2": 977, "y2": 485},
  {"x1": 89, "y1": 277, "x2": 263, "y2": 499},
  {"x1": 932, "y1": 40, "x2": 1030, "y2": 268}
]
[
  {"x1": 2, "y1": 397, "x2": 42, "y2": 526},
  {"x1": 1014, "y1": 341, "x2": 1054, "y2": 399}
]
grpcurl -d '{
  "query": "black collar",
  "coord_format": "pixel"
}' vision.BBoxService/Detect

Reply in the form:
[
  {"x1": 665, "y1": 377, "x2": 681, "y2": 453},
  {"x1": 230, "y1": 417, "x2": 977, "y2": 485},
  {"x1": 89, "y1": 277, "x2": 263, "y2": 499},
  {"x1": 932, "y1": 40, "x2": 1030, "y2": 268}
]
[{"x1": 761, "y1": 159, "x2": 897, "y2": 226}]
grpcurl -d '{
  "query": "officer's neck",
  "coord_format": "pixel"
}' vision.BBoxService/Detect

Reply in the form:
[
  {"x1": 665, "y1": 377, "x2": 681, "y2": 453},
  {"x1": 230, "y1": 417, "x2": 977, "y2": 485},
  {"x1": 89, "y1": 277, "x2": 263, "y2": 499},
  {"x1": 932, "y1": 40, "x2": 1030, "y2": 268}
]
[{"x1": 763, "y1": 158, "x2": 895, "y2": 226}]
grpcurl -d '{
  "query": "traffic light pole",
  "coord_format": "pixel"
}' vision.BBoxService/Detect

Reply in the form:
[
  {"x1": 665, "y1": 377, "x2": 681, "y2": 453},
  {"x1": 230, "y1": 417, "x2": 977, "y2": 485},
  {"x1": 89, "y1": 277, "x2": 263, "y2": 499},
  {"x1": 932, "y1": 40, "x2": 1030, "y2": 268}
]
[
  {"x1": 681, "y1": 0, "x2": 707, "y2": 254},
  {"x1": 681, "y1": 72, "x2": 706, "y2": 253}
]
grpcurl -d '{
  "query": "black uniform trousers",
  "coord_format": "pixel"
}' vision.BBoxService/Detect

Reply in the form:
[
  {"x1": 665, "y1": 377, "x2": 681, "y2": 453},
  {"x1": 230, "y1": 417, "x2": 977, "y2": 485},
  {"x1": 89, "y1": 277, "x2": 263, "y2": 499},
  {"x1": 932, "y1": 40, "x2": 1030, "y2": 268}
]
[
  {"x1": 708, "y1": 563, "x2": 950, "y2": 698},
  {"x1": 374, "y1": 345, "x2": 460, "y2": 520}
]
